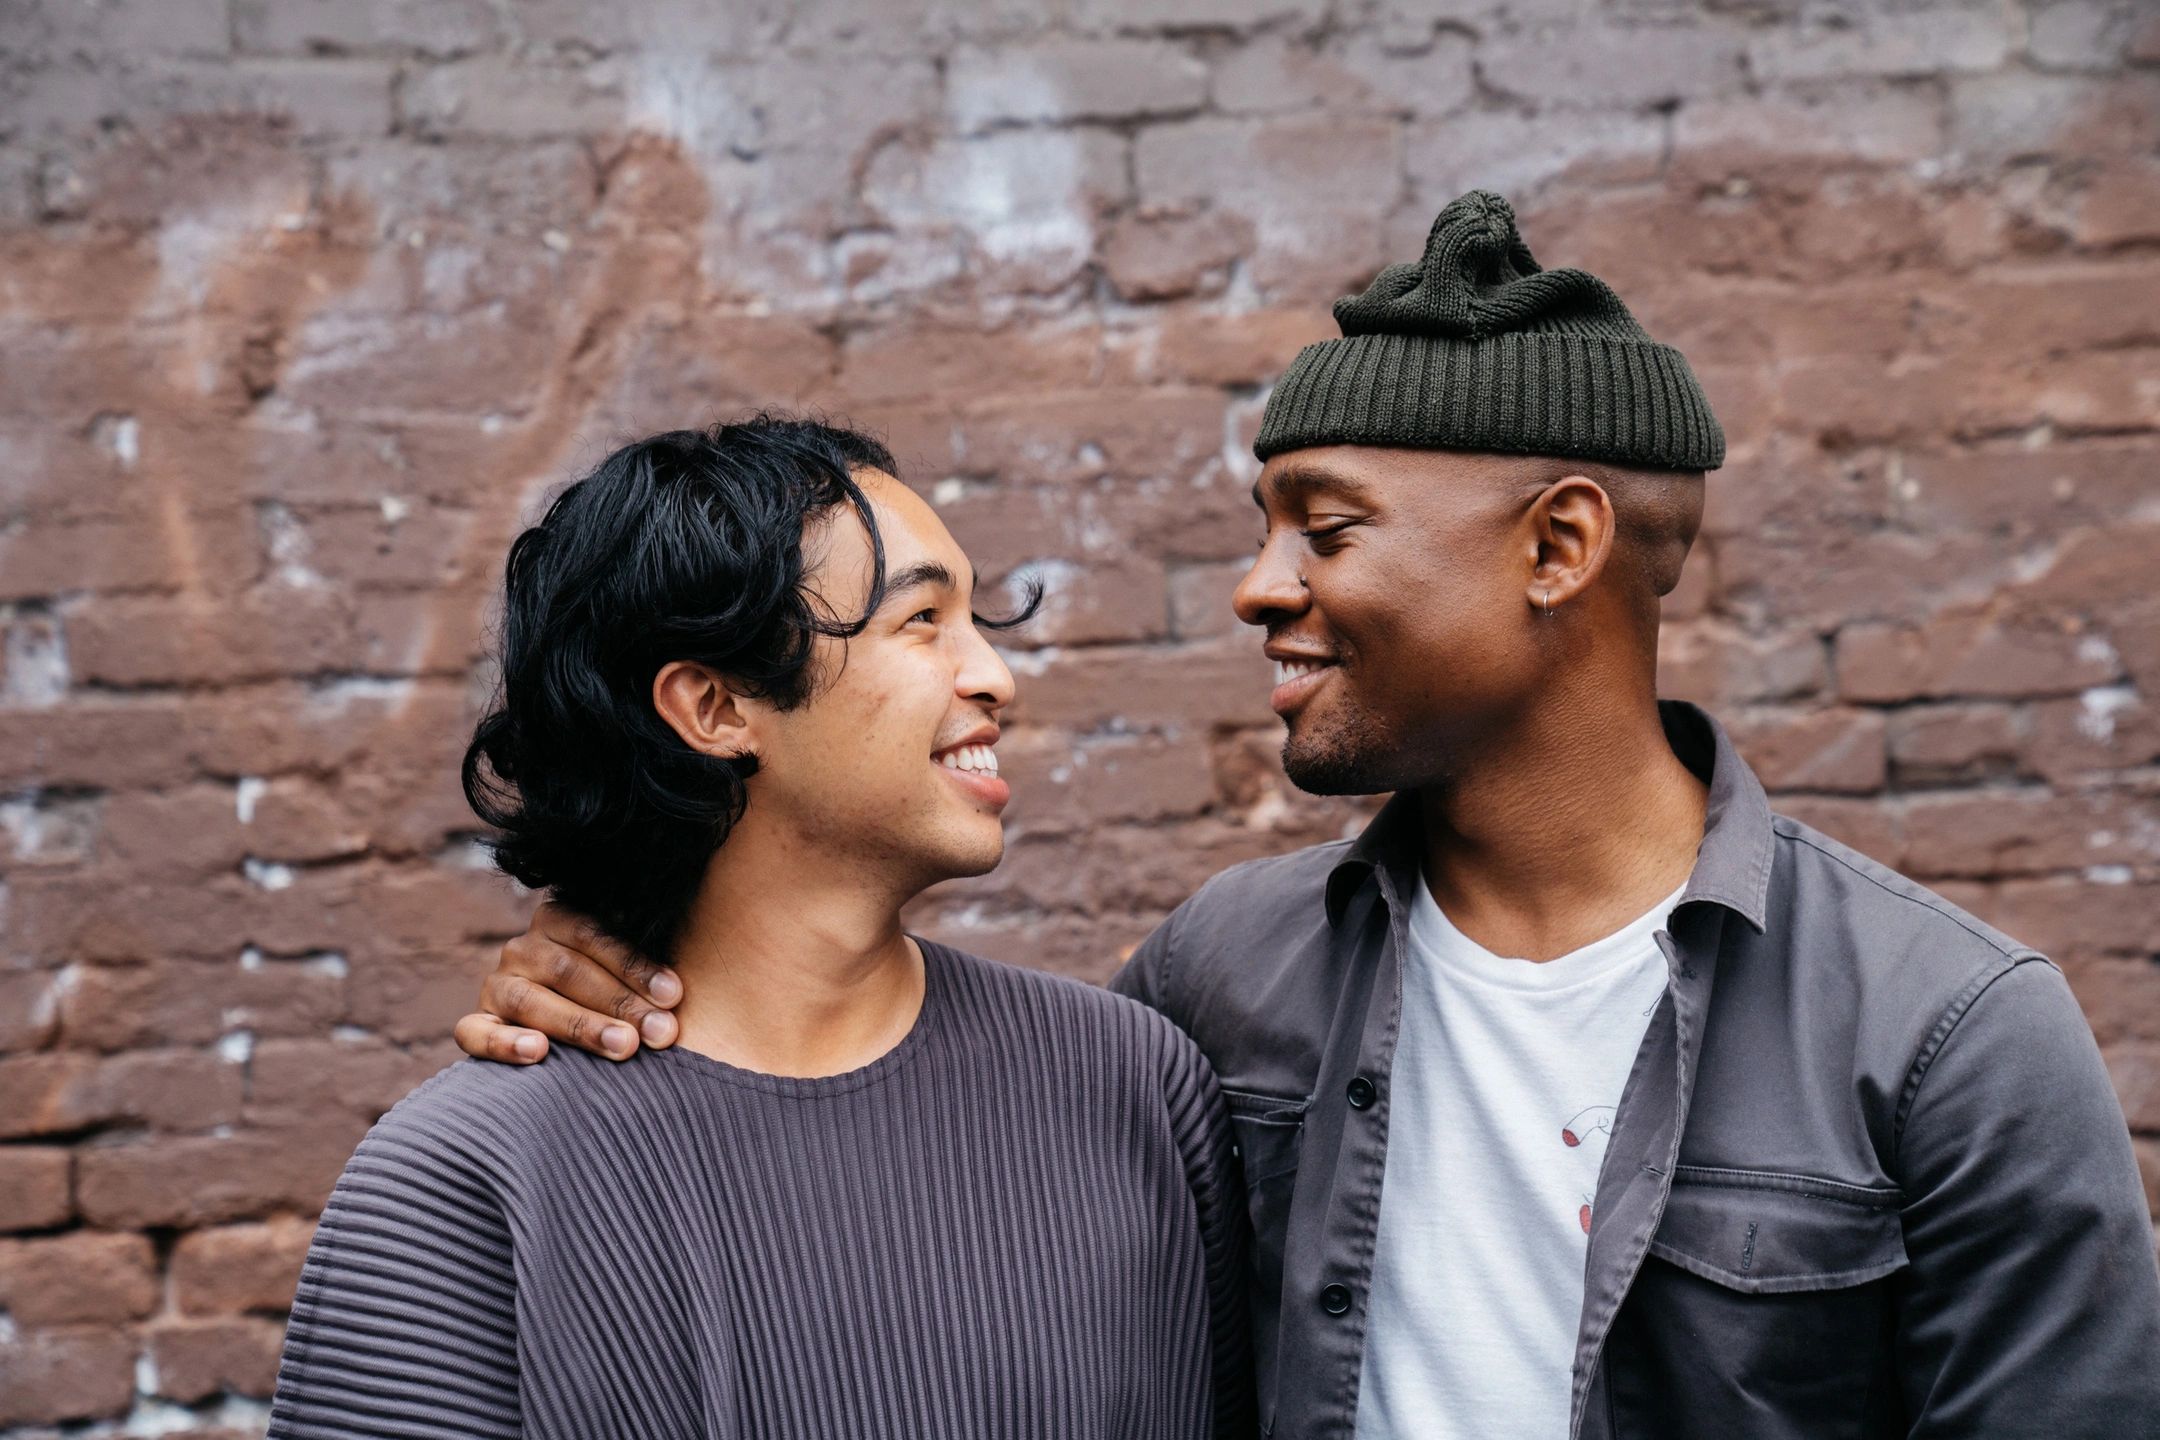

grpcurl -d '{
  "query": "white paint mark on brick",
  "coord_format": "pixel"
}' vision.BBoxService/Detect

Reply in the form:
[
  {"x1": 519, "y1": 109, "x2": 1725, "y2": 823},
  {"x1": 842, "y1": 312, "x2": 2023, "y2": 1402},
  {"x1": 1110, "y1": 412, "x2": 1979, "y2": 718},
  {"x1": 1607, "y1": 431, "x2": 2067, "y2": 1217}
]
[
  {"x1": 2084, "y1": 865, "x2": 2133, "y2": 885},
  {"x1": 259, "y1": 501, "x2": 324, "y2": 589},
  {"x1": 380, "y1": 494, "x2": 412, "y2": 524},
  {"x1": 239, "y1": 944, "x2": 265, "y2": 970},
  {"x1": 218, "y1": 1029, "x2": 255, "y2": 1065},
  {"x1": 2, "y1": 607, "x2": 70, "y2": 708},
  {"x1": 2077, "y1": 684, "x2": 2135, "y2": 740},
  {"x1": 235, "y1": 776, "x2": 267, "y2": 824},
  {"x1": 243, "y1": 857, "x2": 296, "y2": 890}
]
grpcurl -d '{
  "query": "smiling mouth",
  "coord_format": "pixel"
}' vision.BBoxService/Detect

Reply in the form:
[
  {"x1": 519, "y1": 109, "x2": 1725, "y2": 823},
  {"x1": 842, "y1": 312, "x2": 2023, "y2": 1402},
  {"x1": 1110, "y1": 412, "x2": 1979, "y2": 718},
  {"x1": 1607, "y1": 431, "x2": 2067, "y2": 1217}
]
[
  {"x1": 933, "y1": 743, "x2": 999, "y2": 778},
  {"x1": 1272, "y1": 658, "x2": 1335, "y2": 688}
]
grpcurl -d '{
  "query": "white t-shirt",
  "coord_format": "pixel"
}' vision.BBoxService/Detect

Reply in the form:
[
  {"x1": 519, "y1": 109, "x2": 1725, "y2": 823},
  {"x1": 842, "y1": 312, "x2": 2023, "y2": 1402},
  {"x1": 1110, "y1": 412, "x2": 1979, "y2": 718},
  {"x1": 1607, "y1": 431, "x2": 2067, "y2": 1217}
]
[{"x1": 1352, "y1": 877, "x2": 1686, "y2": 1440}]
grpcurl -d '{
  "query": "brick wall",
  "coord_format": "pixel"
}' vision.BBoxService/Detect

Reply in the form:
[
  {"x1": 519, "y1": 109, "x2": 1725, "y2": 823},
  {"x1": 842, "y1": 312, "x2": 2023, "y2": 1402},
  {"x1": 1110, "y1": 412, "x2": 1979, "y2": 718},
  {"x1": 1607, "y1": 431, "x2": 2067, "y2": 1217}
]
[{"x1": 2, "y1": 0, "x2": 2156, "y2": 1431}]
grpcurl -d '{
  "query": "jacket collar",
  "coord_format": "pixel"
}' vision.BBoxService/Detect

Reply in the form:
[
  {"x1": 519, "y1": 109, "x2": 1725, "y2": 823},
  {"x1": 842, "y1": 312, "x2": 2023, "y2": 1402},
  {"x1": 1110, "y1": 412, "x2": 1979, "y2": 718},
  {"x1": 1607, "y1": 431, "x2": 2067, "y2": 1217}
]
[{"x1": 1324, "y1": 700, "x2": 1774, "y2": 934}]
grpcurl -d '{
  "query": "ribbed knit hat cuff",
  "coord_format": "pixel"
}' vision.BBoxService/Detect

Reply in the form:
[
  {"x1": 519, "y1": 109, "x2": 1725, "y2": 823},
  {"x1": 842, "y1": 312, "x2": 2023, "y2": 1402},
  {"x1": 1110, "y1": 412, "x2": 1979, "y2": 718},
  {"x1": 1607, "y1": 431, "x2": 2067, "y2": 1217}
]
[{"x1": 1253, "y1": 331, "x2": 1727, "y2": 471}]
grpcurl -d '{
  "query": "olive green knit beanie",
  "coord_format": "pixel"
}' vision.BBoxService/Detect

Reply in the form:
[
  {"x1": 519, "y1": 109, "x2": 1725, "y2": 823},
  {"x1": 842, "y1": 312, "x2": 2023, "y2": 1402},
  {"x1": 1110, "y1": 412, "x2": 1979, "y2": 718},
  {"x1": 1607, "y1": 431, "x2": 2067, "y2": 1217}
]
[{"x1": 1253, "y1": 190, "x2": 1724, "y2": 471}]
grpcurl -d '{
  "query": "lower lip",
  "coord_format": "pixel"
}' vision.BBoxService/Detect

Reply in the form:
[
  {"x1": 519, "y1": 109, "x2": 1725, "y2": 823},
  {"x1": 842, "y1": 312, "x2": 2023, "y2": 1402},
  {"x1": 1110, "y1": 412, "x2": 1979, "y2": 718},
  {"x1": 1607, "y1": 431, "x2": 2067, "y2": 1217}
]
[
  {"x1": 936, "y1": 762, "x2": 1010, "y2": 810},
  {"x1": 1269, "y1": 664, "x2": 1335, "y2": 715}
]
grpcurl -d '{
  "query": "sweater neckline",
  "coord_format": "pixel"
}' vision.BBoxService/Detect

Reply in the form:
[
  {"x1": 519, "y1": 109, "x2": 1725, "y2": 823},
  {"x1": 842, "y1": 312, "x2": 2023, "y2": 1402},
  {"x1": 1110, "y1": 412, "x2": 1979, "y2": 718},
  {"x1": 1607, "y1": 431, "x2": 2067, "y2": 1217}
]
[{"x1": 643, "y1": 936, "x2": 948, "y2": 1098}]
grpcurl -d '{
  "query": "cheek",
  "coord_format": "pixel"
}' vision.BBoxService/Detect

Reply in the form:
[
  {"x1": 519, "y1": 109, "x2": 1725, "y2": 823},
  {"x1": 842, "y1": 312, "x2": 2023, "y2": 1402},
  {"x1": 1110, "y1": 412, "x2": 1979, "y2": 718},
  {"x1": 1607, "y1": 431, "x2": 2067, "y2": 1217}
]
[{"x1": 1330, "y1": 555, "x2": 1523, "y2": 698}]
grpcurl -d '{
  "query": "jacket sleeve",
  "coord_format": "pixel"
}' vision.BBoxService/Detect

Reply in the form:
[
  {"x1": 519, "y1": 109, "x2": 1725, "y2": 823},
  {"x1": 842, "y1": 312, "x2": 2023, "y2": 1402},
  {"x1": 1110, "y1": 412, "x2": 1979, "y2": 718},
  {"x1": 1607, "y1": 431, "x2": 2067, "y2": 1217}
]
[
  {"x1": 268, "y1": 1082, "x2": 522, "y2": 1439},
  {"x1": 1162, "y1": 1032, "x2": 1258, "y2": 1440},
  {"x1": 1108, "y1": 901, "x2": 1184, "y2": 1016},
  {"x1": 1893, "y1": 958, "x2": 2160, "y2": 1436}
]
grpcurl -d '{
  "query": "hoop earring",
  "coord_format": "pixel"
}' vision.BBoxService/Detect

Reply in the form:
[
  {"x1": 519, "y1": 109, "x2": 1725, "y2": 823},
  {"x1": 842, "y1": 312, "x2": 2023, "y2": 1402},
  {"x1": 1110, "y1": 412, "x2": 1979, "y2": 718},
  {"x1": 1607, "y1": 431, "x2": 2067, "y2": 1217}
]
[{"x1": 1542, "y1": 587, "x2": 1555, "y2": 618}]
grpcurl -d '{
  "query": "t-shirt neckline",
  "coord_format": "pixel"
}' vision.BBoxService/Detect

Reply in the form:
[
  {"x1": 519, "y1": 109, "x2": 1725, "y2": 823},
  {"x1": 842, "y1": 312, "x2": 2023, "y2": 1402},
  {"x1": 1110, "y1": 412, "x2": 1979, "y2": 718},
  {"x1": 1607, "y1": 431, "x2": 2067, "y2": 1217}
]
[
  {"x1": 643, "y1": 935, "x2": 947, "y2": 1097},
  {"x1": 1407, "y1": 879, "x2": 1687, "y2": 995}
]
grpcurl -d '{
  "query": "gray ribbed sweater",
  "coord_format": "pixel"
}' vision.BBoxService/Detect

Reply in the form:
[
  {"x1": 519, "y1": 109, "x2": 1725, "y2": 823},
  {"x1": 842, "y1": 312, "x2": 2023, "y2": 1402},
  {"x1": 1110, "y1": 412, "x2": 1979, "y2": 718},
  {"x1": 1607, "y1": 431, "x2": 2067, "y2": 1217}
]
[{"x1": 267, "y1": 941, "x2": 1254, "y2": 1439}]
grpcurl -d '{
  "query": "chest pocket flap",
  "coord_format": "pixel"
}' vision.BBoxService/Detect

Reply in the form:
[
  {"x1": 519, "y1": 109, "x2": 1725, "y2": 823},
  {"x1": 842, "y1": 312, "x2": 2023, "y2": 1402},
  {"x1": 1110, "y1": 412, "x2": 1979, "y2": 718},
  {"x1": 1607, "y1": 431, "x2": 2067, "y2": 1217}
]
[{"x1": 1649, "y1": 1166, "x2": 1909, "y2": 1295}]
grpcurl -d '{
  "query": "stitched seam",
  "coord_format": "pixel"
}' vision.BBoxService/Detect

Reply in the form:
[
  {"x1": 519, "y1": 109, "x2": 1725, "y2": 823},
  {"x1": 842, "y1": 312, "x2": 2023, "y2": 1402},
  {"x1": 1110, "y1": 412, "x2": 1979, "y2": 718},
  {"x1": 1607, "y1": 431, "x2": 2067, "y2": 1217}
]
[
  {"x1": 1670, "y1": 1166, "x2": 1900, "y2": 1208},
  {"x1": 1777, "y1": 823, "x2": 2035, "y2": 963},
  {"x1": 1892, "y1": 959, "x2": 2039, "y2": 1161},
  {"x1": 1648, "y1": 1242, "x2": 1906, "y2": 1291}
]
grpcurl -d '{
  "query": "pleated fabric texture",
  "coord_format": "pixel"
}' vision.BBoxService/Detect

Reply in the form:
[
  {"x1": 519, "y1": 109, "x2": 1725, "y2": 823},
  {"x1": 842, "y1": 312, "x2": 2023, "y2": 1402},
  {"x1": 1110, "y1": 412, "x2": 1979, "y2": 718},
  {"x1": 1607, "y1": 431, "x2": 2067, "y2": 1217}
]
[{"x1": 266, "y1": 942, "x2": 1254, "y2": 1440}]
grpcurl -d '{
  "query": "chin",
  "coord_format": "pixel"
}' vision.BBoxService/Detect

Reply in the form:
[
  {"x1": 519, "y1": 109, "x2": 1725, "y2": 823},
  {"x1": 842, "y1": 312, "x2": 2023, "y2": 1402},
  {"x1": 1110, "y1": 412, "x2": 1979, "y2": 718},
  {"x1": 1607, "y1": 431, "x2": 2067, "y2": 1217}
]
[{"x1": 1281, "y1": 710, "x2": 1421, "y2": 798}]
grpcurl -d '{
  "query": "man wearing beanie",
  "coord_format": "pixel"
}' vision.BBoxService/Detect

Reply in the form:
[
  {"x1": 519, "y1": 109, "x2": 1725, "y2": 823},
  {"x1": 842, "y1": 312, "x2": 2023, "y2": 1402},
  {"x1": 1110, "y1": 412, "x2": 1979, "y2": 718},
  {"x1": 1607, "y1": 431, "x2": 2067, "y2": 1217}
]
[{"x1": 457, "y1": 192, "x2": 2160, "y2": 1438}]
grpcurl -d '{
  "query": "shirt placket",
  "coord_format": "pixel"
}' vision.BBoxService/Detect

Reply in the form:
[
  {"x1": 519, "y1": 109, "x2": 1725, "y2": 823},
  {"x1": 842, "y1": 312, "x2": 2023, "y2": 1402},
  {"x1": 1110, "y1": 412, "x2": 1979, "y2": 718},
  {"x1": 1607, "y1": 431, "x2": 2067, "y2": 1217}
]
[
  {"x1": 1270, "y1": 863, "x2": 1412, "y2": 1439},
  {"x1": 1566, "y1": 905, "x2": 1727, "y2": 1440}
]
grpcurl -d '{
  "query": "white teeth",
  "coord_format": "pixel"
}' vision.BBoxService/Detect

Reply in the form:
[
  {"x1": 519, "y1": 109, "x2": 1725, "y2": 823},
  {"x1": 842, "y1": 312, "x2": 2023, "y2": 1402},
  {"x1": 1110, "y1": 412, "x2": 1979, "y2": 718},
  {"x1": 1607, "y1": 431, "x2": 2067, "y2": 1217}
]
[
  {"x1": 936, "y1": 744, "x2": 999, "y2": 776},
  {"x1": 1273, "y1": 659, "x2": 1330, "y2": 687}
]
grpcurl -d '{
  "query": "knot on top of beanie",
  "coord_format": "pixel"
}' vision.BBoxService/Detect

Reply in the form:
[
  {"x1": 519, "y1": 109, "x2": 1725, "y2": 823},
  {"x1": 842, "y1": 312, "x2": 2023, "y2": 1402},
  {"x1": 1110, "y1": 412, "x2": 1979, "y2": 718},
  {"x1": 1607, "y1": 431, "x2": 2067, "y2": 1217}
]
[{"x1": 1333, "y1": 188, "x2": 1646, "y2": 344}]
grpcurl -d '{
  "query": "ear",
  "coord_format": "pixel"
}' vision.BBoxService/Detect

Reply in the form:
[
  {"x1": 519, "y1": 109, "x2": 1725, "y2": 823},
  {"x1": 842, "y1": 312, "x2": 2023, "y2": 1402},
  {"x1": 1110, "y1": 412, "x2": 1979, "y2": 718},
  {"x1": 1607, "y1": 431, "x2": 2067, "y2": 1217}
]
[
  {"x1": 652, "y1": 661, "x2": 756, "y2": 761},
  {"x1": 1525, "y1": 475, "x2": 1617, "y2": 616}
]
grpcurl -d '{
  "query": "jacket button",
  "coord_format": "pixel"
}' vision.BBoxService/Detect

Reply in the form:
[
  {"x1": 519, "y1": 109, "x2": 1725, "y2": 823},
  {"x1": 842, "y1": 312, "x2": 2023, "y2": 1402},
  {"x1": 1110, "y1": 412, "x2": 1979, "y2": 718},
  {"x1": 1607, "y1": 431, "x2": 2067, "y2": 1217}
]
[
  {"x1": 1346, "y1": 1075, "x2": 1377, "y2": 1110},
  {"x1": 1320, "y1": 1283, "x2": 1352, "y2": 1316}
]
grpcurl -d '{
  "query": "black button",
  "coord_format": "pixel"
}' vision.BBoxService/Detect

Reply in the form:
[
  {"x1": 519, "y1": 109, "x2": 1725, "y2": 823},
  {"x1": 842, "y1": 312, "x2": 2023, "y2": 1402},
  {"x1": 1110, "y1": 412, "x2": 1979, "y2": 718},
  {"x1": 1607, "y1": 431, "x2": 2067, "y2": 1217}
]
[
  {"x1": 1320, "y1": 1283, "x2": 1352, "y2": 1316},
  {"x1": 1346, "y1": 1075, "x2": 1377, "y2": 1110}
]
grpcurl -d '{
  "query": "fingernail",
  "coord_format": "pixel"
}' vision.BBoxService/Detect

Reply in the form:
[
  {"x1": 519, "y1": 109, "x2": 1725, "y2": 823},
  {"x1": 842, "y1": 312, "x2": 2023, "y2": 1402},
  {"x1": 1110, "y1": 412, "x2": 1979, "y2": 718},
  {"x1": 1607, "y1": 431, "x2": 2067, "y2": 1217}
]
[
  {"x1": 602, "y1": 1024, "x2": 636, "y2": 1054},
  {"x1": 640, "y1": 1012, "x2": 673, "y2": 1045},
  {"x1": 514, "y1": 1034, "x2": 545, "y2": 1060},
  {"x1": 649, "y1": 969, "x2": 682, "y2": 1005}
]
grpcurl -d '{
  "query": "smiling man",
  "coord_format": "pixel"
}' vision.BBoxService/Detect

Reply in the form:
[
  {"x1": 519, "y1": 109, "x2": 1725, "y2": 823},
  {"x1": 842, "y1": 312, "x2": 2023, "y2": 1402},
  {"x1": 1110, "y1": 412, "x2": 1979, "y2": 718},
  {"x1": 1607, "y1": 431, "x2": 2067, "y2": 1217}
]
[
  {"x1": 452, "y1": 199, "x2": 2160, "y2": 1438},
  {"x1": 267, "y1": 418, "x2": 1253, "y2": 1439}
]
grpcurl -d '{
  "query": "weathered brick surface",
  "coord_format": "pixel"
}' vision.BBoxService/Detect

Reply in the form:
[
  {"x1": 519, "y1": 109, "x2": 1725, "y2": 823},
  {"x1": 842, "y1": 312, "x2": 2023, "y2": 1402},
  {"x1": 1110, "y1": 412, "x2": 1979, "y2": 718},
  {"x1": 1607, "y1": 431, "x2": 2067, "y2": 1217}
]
[{"x1": 2, "y1": 0, "x2": 2156, "y2": 1430}]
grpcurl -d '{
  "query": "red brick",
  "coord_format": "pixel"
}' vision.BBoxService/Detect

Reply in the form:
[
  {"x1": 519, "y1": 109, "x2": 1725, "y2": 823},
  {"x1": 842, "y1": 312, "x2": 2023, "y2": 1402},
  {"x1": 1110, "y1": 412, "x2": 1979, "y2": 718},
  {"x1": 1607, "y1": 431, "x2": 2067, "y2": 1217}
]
[
  {"x1": 1837, "y1": 613, "x2": 2123, "y2": 703},
  {"x1": 1657, "y1": 622, "x2": 1828, "y2": 708},
  {"x1": 1898, "y1": 787, "x2": 2155, "y2": 880},
  {"x1": 1134, "y1": 115, "x2": 1400, "y2": 292},
  {"x1": 56, "y1": 959, "x2": 344, "y2": 1052},
  {"x1": 1099, "y1": 211, "x2": 1252, "y2": 302},
  {"x1": 1987, "y1": 876, "x2": 2160, "y2": 957},
  {"x1": 0, "y1": 1229, "x2": 158, "y2": 1324},
  {"x1": 18, "y1": 1048, "x2": 246, "y2": 1136},
  {"x1": 244, "y1": 1036, "x2": 439, "y2": 1127},
  {"x1": 0, "y1": 1146, "x2": 72, "y2": 1231},
  {"x1": 76, "y1": 1121, "x2": 367, "y2": 1228},
  {"x1": 171, "y1": 1216, "x2": 316, "y2": 1315},
  {"x1": 147, "y1": 1315, "x2": 285, "y2": 1402},
  {"x1": 2059, "y1": 956, "x2": 2160, "y2": 1048},
  {"x1": 0, "y1": 1323, "x2": 137, "y2": 1426},
  {"x1": 2106, "y1": 1042, "x2": 2160, "y2": 1132},
  {"x1": 948, "y1": 38, "x2": 1205, "y2": 129},
  {"x1": 1724, "y1": 707, "x2": 1887, "y2": 795},
  {"x1": 1886, "y1": 703, "x2": 2029, "y2": 785}
]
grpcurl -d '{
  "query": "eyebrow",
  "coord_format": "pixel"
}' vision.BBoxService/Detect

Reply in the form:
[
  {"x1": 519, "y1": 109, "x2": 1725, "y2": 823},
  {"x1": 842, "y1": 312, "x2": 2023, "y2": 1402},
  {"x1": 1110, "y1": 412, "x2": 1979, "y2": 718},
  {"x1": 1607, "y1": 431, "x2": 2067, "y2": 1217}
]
[
  {"x1": 881, "y1": 561, "x2": 978, "y2": 605},
  {"x1": 1251, "y1": 465, "x2": 1379, "y2": 512}
]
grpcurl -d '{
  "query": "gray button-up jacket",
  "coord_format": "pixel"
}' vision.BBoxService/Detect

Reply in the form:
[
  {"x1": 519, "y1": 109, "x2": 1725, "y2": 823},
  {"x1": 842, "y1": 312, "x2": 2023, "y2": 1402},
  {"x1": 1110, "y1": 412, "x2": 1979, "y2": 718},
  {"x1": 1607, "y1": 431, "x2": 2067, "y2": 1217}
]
[{"x1": 1111, "y1": 702, "x2": 2160, "y2": 1439}]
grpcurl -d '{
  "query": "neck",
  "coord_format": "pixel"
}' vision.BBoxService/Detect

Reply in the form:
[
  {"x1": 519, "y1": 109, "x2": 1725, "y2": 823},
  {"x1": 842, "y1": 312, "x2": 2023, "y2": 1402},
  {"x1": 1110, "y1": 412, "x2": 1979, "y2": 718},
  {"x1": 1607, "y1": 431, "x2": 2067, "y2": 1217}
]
[
  {"x1": 668, "y1": 819, "x2": 926, "y2": 1079},
  {"x1": 1417, "y1": 687, "x2": 1706, "y2": 962}
]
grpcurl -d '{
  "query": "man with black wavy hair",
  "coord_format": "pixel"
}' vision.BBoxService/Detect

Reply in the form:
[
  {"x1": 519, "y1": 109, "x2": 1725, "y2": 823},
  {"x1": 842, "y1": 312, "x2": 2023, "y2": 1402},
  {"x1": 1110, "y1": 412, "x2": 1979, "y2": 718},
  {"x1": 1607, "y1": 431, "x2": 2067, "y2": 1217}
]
[
  {"x1": 267, "y1": 416, "x2": 1255, "y2": 1440},
  {"x1": 454, "y1": 197, "x2": 2160, "y2": 1439}
]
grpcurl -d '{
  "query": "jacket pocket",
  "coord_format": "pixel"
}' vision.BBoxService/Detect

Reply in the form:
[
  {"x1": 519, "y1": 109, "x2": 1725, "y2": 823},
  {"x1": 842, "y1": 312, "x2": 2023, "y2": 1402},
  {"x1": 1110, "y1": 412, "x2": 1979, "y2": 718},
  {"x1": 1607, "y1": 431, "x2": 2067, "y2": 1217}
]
[
  {"x1": 1648, "y1": 1165, "x2": 1907, "y2": 1293},
  {"x1": 1604, "y1": 1168, "x2": 1908, "y2": 1440},
  {"x1": 1223, "y1": 1090, "x2": 1307, "y2": 1184},
  {"x1": 1222, "y1": 1087, "x2": 1306, "y2": 1411}
]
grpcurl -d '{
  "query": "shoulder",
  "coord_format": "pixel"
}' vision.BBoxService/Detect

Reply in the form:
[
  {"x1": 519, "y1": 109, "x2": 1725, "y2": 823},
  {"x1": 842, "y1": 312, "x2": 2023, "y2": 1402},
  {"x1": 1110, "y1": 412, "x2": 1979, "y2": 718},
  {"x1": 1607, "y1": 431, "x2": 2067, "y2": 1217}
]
[
  {"x1": 1765, "y1": 813, "x2": 2055, "y2": 1056},
  {"x1": 346, "y1": 1047, "x2": 653, "y2": 1181},
  {"x1": 1772, "y1": 813, "x2": 2035, "y2": 973},
  {"x1": 1182, "y1": 839, "x2": 1354, "y2": 923},
  {"x1": 929, "y1": 942, "x2": 1217, "y2": 1082},
  {"x1": 1150, "y1": 838, "x2": 1354, "y2": 973}
]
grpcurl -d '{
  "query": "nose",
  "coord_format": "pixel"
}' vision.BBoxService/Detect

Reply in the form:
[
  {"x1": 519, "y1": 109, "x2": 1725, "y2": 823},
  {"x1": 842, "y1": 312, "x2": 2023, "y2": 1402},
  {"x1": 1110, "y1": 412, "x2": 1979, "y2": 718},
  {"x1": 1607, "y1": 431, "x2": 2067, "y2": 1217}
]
[
  {"x1": 1233, "y1": 530, "x2": 1309, "y2": 629},
  {"x1": 955, "y1": 621, "x2": 1016, "y2": 712}
]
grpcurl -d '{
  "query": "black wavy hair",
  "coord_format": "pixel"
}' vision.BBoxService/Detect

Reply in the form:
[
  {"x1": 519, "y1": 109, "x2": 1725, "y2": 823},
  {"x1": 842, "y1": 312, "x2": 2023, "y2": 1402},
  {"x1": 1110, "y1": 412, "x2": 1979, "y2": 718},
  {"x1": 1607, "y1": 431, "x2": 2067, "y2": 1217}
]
[{"x1": 462, "y1": 414, "x2": 1027, "y2": 965}]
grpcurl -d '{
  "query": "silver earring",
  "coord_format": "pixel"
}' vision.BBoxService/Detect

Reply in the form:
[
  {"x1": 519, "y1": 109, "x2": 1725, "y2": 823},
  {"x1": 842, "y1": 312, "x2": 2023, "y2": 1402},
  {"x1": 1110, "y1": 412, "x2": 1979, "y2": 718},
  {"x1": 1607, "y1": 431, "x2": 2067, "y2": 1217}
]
[{"x1": 1542, "y1": 587, "x2": 1555, "y2": 618}]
